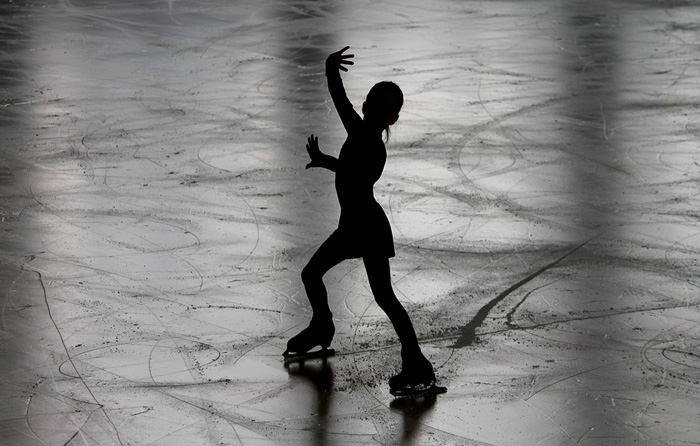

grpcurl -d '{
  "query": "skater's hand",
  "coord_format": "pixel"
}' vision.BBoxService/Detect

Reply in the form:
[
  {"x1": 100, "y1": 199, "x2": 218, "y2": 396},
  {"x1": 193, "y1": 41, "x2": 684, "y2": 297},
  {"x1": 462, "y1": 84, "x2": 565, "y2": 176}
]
[
  {"x1": 305, "y1": 134, "x2": 322, "y2": 169},
  {"x1": 326, "y1": 46, "x2": 354, "y2": 72}
]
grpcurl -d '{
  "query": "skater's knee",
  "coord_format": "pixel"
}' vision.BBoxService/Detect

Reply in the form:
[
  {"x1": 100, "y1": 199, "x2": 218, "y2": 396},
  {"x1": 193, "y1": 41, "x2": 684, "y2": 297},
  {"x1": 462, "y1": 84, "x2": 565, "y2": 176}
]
[
  {"x1": 301, "y1": 264, "x2": 321, "y2": 285},
  {"x1": 367, "y1": 275, "x2": 395, "y2": 304},
  {"x1": 373, "y1": 288, "x2": 400, "y2": 311},
  {"x1": 301, "y1": 265, "x2": 313, "y2": 284}
]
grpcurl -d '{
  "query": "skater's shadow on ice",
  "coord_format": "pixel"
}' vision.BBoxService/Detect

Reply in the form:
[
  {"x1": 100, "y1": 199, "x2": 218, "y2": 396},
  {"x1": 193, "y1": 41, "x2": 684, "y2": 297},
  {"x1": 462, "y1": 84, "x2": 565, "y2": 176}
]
[
  {"x1": 390, "y1": 393, "x2": 439, "y2": 445},
  {"x1": 285, "y1": 358, "x2": 334, "y2": 443}
]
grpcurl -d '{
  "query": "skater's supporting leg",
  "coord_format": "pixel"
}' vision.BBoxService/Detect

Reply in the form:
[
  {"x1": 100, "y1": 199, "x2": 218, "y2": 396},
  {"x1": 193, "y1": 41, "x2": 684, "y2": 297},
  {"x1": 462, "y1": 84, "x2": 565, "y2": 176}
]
[
  {"x1": 363, "y1": 258, "x2": 444, "y2": 398},
  {"x1": 301, "y1": 235, "x2": 348, "y2": 320},
  {"x1": 363, "y1": 255, "x2": 421, "y2": 358}
]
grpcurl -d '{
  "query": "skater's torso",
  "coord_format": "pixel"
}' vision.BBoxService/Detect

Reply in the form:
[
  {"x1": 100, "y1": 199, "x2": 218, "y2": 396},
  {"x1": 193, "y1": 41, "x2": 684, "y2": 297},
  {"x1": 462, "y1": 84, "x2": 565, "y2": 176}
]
[
  {"x1": 326, "y1": 65, "x2": 393, "y2": 255},
  {"x1": 335, "y1": 126, "x2": 386, "y2": 217}
]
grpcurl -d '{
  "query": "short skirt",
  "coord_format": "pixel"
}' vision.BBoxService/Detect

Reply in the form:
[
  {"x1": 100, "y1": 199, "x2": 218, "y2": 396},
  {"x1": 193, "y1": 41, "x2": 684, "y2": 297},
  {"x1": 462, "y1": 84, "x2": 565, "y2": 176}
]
[{"x1": 330, "y1": 201, "x2": 395, "y2": 259}]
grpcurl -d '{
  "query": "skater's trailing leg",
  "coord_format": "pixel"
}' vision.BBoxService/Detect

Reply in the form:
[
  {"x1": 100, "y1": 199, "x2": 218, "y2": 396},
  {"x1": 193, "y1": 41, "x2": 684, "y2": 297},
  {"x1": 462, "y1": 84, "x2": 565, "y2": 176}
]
[
  {"x1": 300, "y1": 235, "x2": 347, "y2": 321},
  {"x1": 285, "y1": 236, "x2": 346, "y2": 359}
]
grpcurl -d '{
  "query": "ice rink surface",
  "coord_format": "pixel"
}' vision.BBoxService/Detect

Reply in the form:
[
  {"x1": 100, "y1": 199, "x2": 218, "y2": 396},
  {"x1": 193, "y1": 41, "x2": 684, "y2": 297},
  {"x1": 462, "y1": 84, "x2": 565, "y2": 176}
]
[{"x1": 1, "y1": 0, "x2": 699, "y2": 444}]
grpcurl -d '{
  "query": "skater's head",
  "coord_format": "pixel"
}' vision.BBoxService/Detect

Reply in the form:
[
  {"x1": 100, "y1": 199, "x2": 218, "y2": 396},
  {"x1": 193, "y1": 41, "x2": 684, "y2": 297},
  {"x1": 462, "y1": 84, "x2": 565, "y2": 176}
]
[{"x1": 363, "y1": 81, "x2": 403, "y2": 139}]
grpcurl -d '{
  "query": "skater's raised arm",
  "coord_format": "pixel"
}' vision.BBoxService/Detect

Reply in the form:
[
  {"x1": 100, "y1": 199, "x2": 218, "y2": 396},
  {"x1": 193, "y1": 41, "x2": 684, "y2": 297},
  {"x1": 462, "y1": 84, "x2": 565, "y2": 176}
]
[
  {"x1": 326, "y1": 46, "x2": 361, "y2": 133},
  {"x1": 305, "y1": 134, "x2": 338, "y2": 172}
]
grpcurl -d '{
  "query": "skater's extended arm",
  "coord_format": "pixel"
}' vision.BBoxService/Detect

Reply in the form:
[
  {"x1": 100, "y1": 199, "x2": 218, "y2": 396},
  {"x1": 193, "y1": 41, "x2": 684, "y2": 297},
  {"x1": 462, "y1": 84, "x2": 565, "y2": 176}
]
[
  {"x1": 305, "y1": 134, "x2": 338, "y2": 172},
  {"x1": 326, "y1": 46, "x2": 361, "y2": 133}
]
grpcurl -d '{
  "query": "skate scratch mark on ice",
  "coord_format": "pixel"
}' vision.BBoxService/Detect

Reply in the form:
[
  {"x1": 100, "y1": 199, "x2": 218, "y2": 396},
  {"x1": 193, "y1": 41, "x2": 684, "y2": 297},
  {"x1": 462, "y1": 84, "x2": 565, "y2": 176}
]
[
  {"x1": 451, "y1": 238, "x2": 592, "y2": 349},
  {"x1": 517, "y1": 397, "x2": 578, "y2": 444},
  {"x1": 505, "y1": 280, "x2": 561, "y2": 328},
  {"x1": 457, "y1": 91, "x2": 583, "y2": 183},
  {"x1": 427, "y1": 300, "x2": 700, "y2": 347},
  {"x1": 523, "y1": 362, "x2": 613, "y2": 402},
  {"x1": 26, "y1": 266, "x2": 126, "y2": 446},
  {"x1": 29, "y1": 180, "x2": 205, "y2": 293},
  {"x1": 62, "y1": 430, "x2": 80, "y2": 446},
  {"x1": 194, "y1": 147, "x2": 262, "y2": 273}
]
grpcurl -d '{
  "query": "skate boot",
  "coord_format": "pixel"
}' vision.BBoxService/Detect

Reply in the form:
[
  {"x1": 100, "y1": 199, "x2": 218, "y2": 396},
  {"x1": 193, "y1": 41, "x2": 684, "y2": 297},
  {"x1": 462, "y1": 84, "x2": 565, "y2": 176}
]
[
  {"x1": 283, "y1": 317, "x2": 335, "y2": 362},
  {"x1": 389, "y1": 354, "x2": 447, "y2": 397}
]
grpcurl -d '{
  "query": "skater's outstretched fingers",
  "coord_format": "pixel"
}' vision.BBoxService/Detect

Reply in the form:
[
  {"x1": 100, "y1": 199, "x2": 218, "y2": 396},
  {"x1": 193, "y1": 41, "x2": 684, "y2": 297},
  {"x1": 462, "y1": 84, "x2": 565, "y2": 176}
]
[
  {"x1": 305, "y1": 134, "x2": 321, "y2": 169},
  {"x1": 327, "y1": 46, "x2": 354, "y2": 72},
  {"x1": 306, "y1": 134, "x2": 319, "y2": 153}
]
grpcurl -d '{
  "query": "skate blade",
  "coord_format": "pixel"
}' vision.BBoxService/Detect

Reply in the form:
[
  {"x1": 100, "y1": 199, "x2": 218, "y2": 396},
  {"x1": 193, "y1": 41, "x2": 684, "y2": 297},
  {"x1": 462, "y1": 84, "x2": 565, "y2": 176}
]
[
  {"x1": 283, "y1": 347, "x2": 335, "y2": 363},
  {"x1": 390, "y1": 383, "x2": 447, "y2": 398}
]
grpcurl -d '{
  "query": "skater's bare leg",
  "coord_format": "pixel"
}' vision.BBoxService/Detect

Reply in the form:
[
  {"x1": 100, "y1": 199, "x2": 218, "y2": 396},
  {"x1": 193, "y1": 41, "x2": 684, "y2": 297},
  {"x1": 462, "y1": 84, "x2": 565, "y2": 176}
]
[
  {"x1": 285, "y1": 236, "x2": 349, "y2": 357},
  {"x1": 363, "y1": 255, "x2": 422, "y2": 359},
  {"x1": 302, "y1": 235, "x2": 348, "y2": 321}
]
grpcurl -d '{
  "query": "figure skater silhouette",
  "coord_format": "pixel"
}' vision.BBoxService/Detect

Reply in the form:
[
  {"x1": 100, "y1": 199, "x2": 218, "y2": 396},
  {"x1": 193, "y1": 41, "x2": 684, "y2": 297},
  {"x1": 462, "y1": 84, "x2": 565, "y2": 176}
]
[{"x1": 284, "y1": 47, "x2": 444, "y2": 397}]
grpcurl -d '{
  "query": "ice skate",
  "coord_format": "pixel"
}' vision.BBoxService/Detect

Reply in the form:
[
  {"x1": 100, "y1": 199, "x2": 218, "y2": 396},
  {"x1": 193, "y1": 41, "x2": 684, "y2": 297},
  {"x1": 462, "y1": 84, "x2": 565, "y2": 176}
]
[
  {"x1": 389, "y1": 357, "x2": 447, "y2": 398},
  {"x1": 283, "y1": 318, "x2": 335, "y2": 363},
  {"x1": 389, "y1": 379, "x2": 447, "y2": 398}
]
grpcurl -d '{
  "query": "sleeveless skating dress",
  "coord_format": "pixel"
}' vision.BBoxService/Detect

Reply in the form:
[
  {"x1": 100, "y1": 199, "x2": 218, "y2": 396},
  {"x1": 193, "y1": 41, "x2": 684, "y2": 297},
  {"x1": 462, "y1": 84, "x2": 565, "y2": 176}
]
[{"x1": 326, "y1": 66, "x2": 395, "y2": 259}]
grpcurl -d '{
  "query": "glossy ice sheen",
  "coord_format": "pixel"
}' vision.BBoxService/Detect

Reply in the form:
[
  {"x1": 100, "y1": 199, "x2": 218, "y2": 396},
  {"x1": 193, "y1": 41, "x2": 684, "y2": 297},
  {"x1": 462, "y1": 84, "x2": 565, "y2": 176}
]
[{"x1": 1, "y1": 1, "x2": 699, "y2": 445}]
